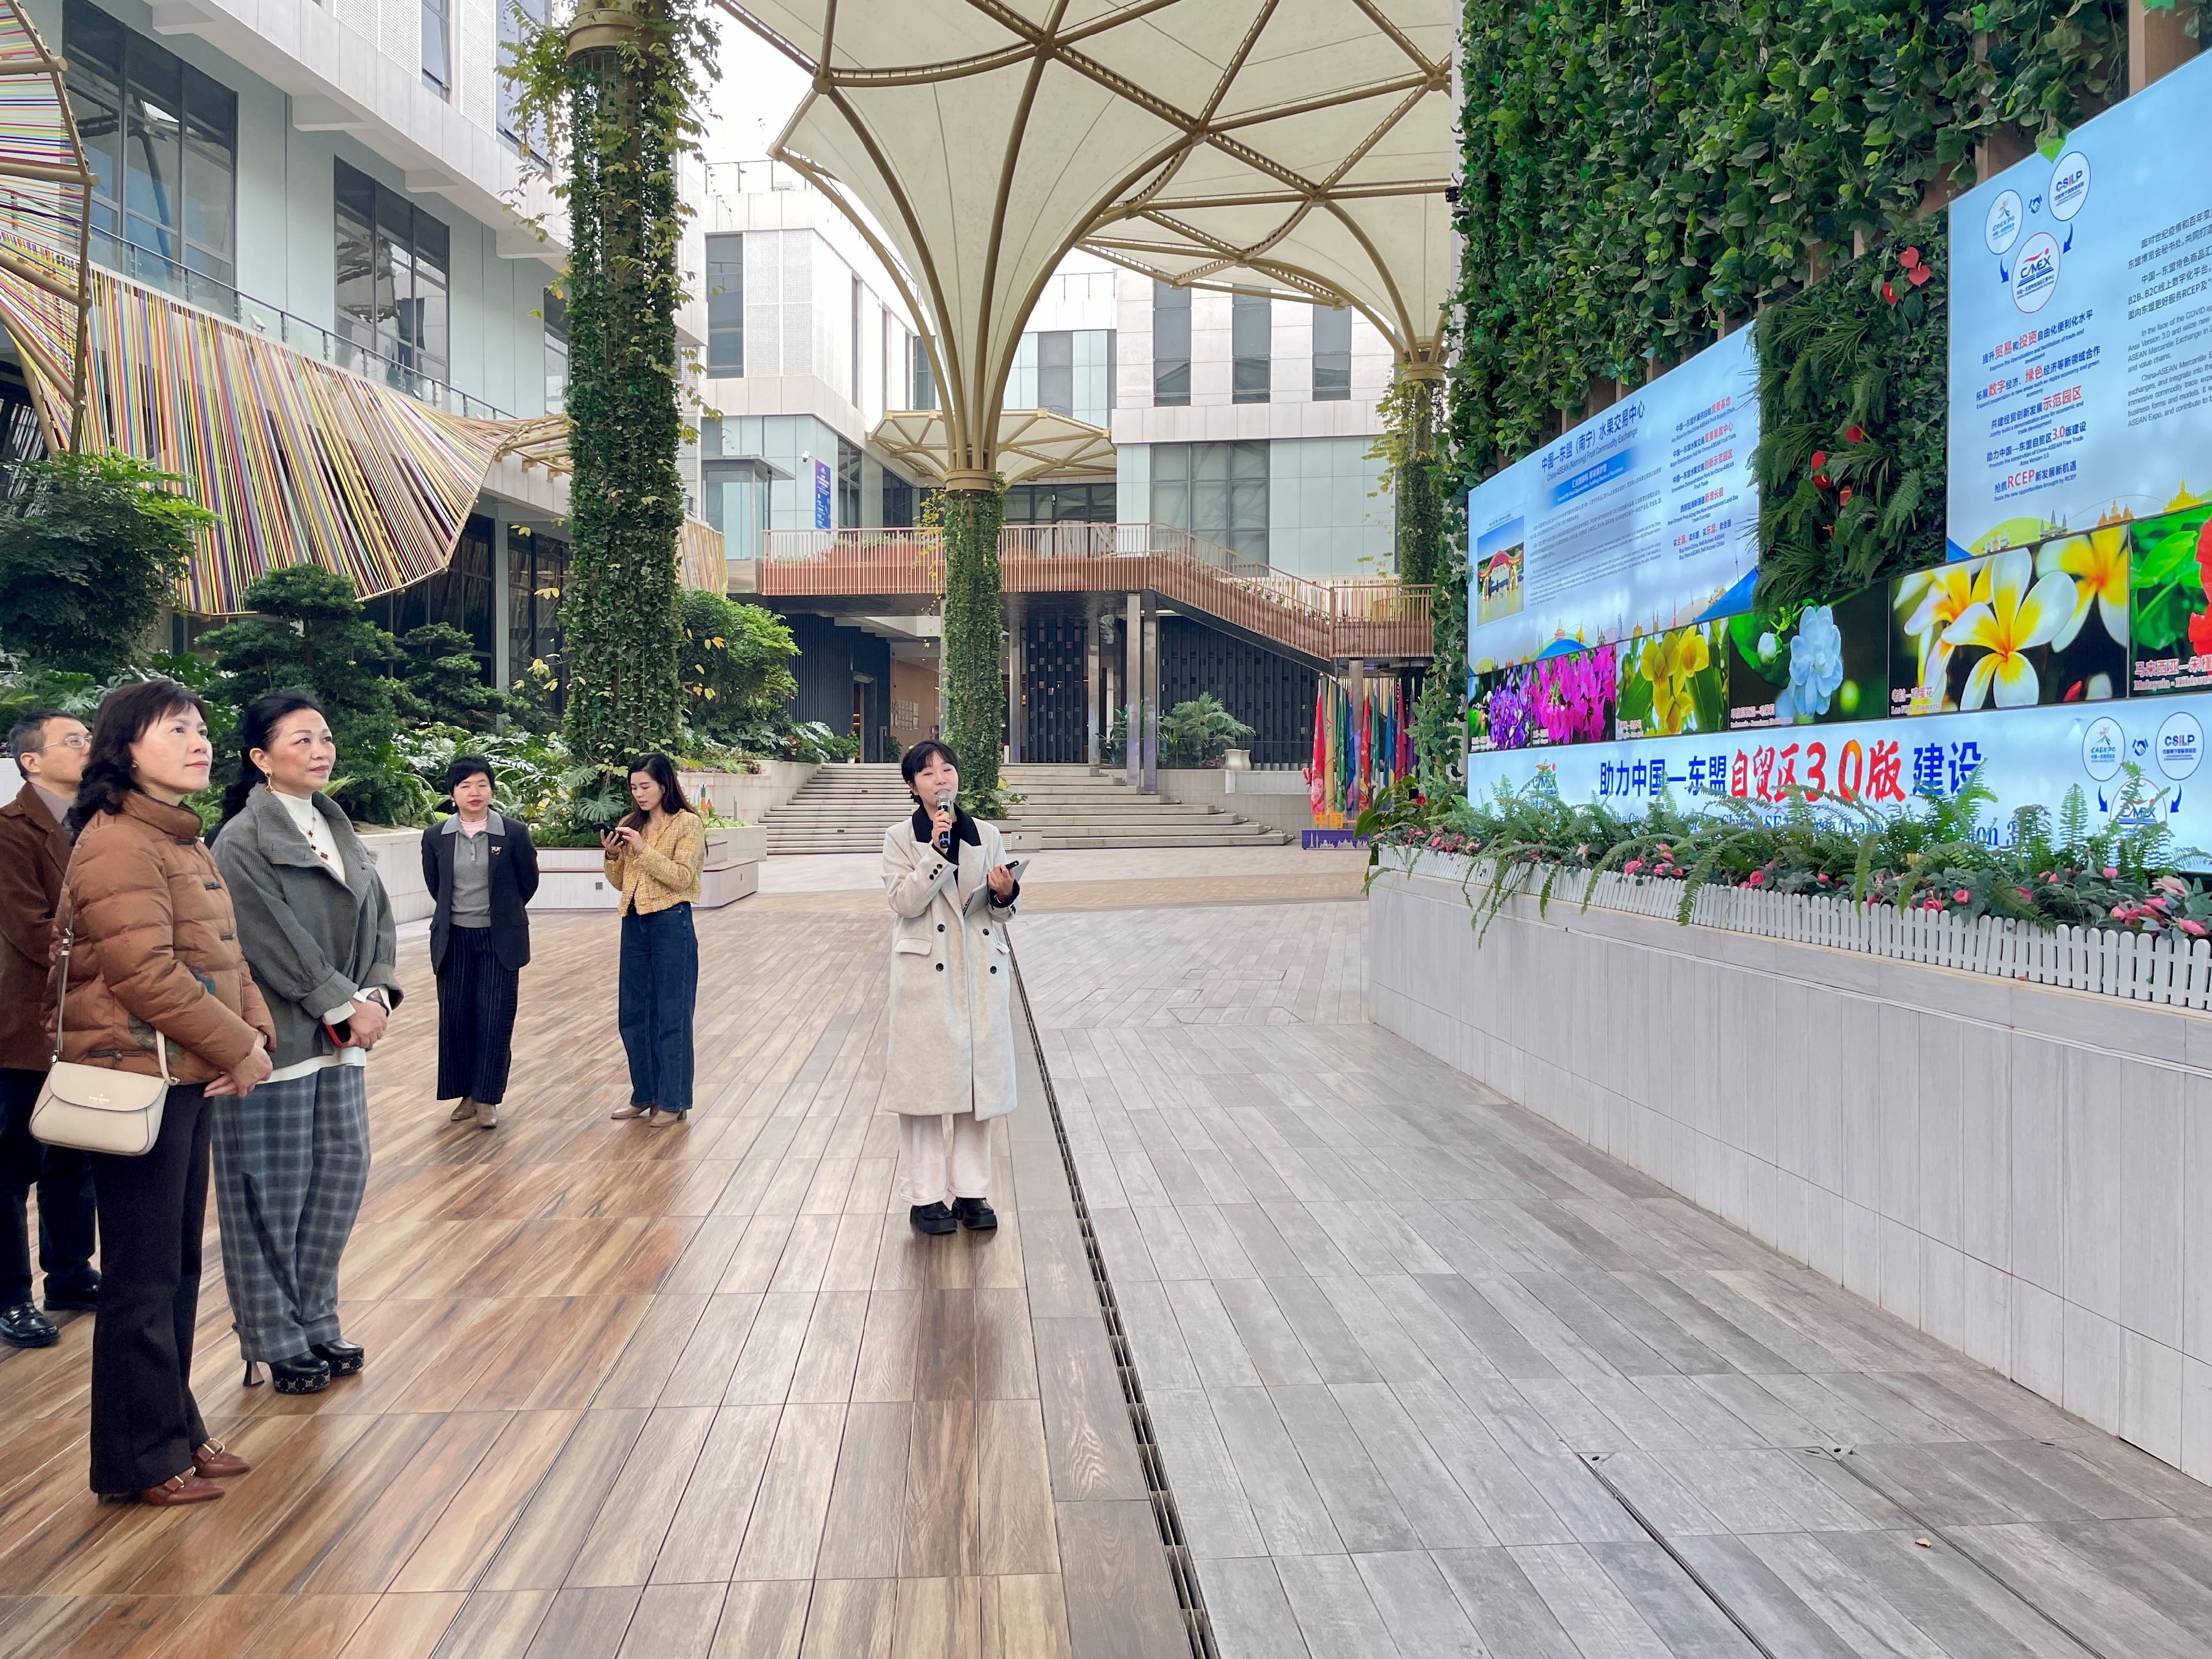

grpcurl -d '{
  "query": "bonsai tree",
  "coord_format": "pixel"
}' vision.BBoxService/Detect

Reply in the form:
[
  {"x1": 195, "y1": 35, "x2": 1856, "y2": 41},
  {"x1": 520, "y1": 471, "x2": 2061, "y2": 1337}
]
[
  {"x1": 397, "y1": 622, "x2": 516, "y2": 729},
  {"x1": 1158, "y1": 694, "x2": 1255, "y2": 767},
  {"x1": 198, "y1": 564, "x2": 422, "y2": 823},
  {"x1": 0, "y1": 452, "x2": 212, "y2": 675}
]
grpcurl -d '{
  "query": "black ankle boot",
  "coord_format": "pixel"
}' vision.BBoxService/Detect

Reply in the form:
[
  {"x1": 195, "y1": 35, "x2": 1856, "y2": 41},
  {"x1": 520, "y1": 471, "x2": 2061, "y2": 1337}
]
[
  {"x1": 246, "y1": 1353, "x2": 332, "y2": 1395},
  {"x1": 952, "y1": 1197, "x2": 998, "y2": 1232},
  {"x1": 910, "y1": 1202, "x2": 957, "y2": 1235},
  {"x1": 311, "y1": 1338, "x2": 365, "y2": 1377}
]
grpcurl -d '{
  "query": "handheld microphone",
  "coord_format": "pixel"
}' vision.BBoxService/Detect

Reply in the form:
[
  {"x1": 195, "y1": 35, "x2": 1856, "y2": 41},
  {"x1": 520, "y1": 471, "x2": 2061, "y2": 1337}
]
[{"x1": 934, "y1": 789, "x2": 954, "y2": 852}]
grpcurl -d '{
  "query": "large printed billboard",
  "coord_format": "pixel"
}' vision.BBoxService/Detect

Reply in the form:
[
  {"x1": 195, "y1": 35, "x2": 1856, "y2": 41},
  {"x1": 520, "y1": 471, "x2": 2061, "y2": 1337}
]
[
  {"x1": 1465, "y1": 328, "x2": 1761, "y2": 671},
  {"x1": 1947, "y1": 54, "x2": 2212, "y2": 557}
]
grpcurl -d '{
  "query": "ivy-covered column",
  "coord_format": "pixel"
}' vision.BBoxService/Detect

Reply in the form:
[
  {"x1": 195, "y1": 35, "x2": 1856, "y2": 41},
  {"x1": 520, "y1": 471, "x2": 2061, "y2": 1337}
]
[
  {"x1": 1381, "y1": 366, "x2": 1465, "y2": 782},
  {"x1": 552, "y1": 1, "x2": 693, "y2": 776},
  {"x1": 938, "y1": 479, "x2": 1006, "y2": 809}
]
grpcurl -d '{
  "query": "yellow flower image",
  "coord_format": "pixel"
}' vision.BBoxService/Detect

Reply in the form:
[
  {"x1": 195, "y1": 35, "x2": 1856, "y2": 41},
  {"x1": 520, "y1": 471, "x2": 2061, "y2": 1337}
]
[
  {"x1": 1940, "y1": 547, "x2": 2074, "y2": 709},
  {"x1": 2036, "y1": 526, "x2": 2128, "y2": 650},
  {"x1": 1895, "y1": 561, "x2": 1989, "y2": 695},
  {"x1": 1642, "y1": 626, "x2": 1710, "y2": 734}
]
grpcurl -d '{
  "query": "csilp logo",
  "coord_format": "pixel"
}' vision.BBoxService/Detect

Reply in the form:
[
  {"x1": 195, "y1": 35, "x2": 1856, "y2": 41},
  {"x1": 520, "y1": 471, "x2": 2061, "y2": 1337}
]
[
  {"x1": 2159, "y1": 710, "x2": 2204, "y2": 781},
  {"x1": 2012, "y1": 231, "x2": 2060, "y2": 314},
  {"x1": 2049, "y1": 151, "x2": 2091, "y2": 221}
]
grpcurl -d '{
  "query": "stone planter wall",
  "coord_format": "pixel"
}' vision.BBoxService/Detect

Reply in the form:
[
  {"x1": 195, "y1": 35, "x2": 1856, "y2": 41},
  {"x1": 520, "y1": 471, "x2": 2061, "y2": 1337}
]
[
  {"x1": 1156, "y1": 766, "x2": 1315, "y2": 836},
  {"x1": 1370, "y1": 852, "x2": 2212, "y2": 1484},
  {"x1": 535, "y1": 831, "x2": 759, "y2": 911},
  {"x1": 359, "y1": 828, "x2": 431, "y2": 924},
  {"x1": 679, "y1": 761, "x2": 816, "y2": 824}
]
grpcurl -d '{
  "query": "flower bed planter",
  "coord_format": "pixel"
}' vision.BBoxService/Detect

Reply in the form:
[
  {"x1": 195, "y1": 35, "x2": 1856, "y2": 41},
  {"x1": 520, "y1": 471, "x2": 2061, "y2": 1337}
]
[
  {"x1": 535, "y1": 830, "x2": 760, "y2": 911},
  {"x1": 1370, "y1": 850, "x2": 2212, "y2": 1486}
]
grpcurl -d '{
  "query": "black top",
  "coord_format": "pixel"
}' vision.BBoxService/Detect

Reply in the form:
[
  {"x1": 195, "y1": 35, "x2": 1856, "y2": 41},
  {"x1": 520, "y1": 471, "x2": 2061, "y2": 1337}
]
[
  {"x1": 421, "y1": 812, "x2": 539, "y2": 973},
  {"x1": 908, "y1": 804, "x2": 1019, "y2": 904}
]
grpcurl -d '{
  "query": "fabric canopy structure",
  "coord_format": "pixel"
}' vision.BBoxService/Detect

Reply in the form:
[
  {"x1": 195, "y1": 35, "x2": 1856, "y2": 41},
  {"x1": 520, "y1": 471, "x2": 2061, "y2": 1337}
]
[
  {"x1": 1076, "y1": 7, "x2": 1454, "y2": 371},
  {"x1": 720, "y1": 0, "x2": 1455, "y2": 476},
  {"x1": 0, "y1": 0, "x2": 89, "y2": 451},
  {"x1": 872, "y1": 406, "x2": 1113, "y2": 489}
]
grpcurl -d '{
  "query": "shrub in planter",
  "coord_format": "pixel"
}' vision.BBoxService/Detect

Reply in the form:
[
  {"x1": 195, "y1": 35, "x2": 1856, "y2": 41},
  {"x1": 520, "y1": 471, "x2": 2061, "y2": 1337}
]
[{"x1": 1159, "y1": 695, "x2": 1254, "y2": 768}]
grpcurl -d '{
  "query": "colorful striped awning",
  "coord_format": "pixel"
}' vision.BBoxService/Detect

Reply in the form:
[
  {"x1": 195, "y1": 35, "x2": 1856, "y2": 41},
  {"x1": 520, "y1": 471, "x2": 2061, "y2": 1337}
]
[{"x1": 0, "y1": 0, "x2": 89, "y2": 451}]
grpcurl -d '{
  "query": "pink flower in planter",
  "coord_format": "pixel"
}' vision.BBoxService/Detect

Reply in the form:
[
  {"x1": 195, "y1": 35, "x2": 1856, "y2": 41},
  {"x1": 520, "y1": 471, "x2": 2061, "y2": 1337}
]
[
  {"x1": 2182, "y1": 920, "x2": 2208, "y2": 937},
  {"x1": 1953, "y1": 889, "x2": 1970, "y2": 903},
  {"x1": 2104, "y1": 867, "x2": 2119, "y2": 878},
  {"x1": 1746, "y1": 869, "x2": 1765, "y2": 888},
  {"x1": 1625, "y1": 859, "x2": 1645, "y2": 875},
  {"x1": 2112, "y1": 905, "x2": 2131, "y2": 920}
]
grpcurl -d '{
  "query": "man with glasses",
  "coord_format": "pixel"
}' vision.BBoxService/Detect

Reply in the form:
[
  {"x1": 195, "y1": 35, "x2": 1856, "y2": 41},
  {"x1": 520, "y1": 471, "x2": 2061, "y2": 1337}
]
[{"x1": 0, "y1": 712, "x2": 100, "y2": 1347}]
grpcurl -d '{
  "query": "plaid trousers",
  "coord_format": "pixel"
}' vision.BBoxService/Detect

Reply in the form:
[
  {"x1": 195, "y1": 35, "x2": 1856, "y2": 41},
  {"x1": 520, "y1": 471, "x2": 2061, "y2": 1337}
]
[{"x1": 210, "y1": 1065, "x2": 369, "y2": 1363}]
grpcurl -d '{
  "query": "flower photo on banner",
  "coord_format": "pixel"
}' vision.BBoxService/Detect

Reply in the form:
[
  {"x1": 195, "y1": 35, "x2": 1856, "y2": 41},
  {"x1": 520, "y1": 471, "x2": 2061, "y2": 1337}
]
[
  {"x1": 1615, "y1": 622, "x2": 1727, "y2": 738},
  {"x1": 1891, "y1": 541, "x2": 2124, "y2": 716},
  {"x1": 2127, "y1": 502, "x2": 2212, "y2": 697},
  {"x1": 1530, "y1": 646, "x2": 1617, "y2": 746},
  {"x1": 1725, "y1": 586, "x2": 1888, "y2": 728}
]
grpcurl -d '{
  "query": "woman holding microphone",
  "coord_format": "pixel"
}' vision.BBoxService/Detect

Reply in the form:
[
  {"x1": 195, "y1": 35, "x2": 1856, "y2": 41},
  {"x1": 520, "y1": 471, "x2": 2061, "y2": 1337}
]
[
  {"x1": 603, "y1": 753, "x2": 705, "y2": 1128},
  {"x1": 880, "y1": 742, "x2": 1020, "y2": 1235}
]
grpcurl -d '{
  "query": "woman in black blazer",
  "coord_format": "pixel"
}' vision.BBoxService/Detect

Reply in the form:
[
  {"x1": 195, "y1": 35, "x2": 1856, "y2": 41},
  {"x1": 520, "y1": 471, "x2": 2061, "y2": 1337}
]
[{"x1": 420, "y1": 756, "x2": 538, "y2": 1129}]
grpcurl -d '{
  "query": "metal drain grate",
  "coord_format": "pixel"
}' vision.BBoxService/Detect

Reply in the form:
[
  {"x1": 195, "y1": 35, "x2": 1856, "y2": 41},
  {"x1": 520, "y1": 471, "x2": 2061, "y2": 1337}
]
[{"x1": 1013, "y1": 948, "x2": 1218, "y2": 1659}]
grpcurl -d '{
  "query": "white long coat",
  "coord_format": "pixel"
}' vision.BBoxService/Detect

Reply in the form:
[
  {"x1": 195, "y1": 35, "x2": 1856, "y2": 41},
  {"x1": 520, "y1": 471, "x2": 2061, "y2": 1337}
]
[{"x1": 880, "y1": 811, "x2": 1021, "y2": 1120}]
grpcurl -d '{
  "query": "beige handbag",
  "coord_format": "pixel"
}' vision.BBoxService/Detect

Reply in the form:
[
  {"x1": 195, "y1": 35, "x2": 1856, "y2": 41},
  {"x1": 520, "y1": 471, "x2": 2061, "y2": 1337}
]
[{"x1": 29, "y1": 924, "x2": 171, "y2": 1157}]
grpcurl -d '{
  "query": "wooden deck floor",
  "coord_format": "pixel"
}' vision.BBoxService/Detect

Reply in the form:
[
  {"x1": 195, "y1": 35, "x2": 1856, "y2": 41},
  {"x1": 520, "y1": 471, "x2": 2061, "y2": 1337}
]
[
  {"x1": 6, "y1": 874, "x2": 2212, "y2": 1658},
  {"x1": 0, "y1": 896, "x2": 1181, "y2": 1659},
  {"x1": 1018, "y1": 901, "x2": 2212, "y2": 1659}
]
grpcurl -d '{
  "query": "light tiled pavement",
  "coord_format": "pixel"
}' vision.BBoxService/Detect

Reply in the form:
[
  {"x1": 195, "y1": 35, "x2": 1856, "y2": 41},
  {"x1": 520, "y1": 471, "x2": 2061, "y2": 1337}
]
[{"x1": 1015, "y1": 899, "x2": 2212, "y2": 1659}]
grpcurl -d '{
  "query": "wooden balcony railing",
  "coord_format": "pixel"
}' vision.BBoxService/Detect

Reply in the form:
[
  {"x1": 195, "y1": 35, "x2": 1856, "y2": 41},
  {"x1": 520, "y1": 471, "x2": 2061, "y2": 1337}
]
[{"x1": 756, "y1": 523, "x2": 1434, "y2": 662}]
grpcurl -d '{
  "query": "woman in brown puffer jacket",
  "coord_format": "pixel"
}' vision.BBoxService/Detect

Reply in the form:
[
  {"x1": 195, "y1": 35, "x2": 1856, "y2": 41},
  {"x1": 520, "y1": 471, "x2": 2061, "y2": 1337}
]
[{"x1": 53, "y1": 680, "x2": 274, "y2": 1506}]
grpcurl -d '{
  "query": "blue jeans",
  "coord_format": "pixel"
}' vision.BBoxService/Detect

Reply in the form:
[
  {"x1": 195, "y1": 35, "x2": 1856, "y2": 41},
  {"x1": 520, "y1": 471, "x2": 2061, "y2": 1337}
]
[{"x1": 619, "y1": 904, "x2": 698, "y2": 1112}]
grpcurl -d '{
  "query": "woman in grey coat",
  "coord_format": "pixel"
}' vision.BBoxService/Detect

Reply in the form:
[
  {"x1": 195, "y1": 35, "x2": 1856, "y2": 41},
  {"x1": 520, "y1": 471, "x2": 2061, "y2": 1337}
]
[
  {"x1": 881, "y1": 742, "x2": 1020, "y2": 1237},
  {"x1": 211, "y1": 692, "x2": 401, "y2": 1395}
]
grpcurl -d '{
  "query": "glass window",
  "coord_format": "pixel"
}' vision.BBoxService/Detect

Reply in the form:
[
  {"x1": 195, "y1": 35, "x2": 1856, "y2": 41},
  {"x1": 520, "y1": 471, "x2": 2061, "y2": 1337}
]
[
  {"x1": 543, "y1": 288, "x2": 568, "y2": 413},
  {"x1": 1232, "y1": 292, "x2": 1270, "y2": 404},
  {"x1": 1005, "y1": 482, "x2": 1115, "y2": 523},
  {"x1": 1153, "y1": 441, "x2": 1267, "y2": 564},
  {"x1": 850, "y1": 275, "x2": 862, "y2": 404},
  {"x1": 838, "y1": 437, "x2": 860, "y2": 528},
  {"x1": 498, "y1": 0, "x2": 547, "y2": 154},
  {"x1": 333, "y1": 159, "x2": 451, "y2": 387},
  {"x1": 1036, "y1": 330, "x2": 1073, "y2": 417},
  {"x1": 911, "y1": 336, "x2": 937, "y2": 410},
  {"x1": 1313, "y1": 305, "x2": 1352, "y2": 401},
  {"x1": 421, "y1": 0, "x2": 451, "y2": 95},
  {"x1": 1152, "y1": 280, "x2": 1189, "y2": 406},
  {"x1": 705, "y1": 234, "x2": 743, "y2": 372},
  {"x1": 66, "y1": 2, "x2": 234, "y2": 305}
]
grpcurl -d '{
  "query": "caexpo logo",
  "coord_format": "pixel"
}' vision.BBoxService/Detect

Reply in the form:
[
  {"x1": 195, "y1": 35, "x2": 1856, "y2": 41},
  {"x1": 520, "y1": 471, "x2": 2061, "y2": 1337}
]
[
  {"x1": 2012, "y1": 231, "x2": 2060, "y2": 314},
  {"x1": 1985, "y1": 189, "x2": 2024, "y2": 254}
]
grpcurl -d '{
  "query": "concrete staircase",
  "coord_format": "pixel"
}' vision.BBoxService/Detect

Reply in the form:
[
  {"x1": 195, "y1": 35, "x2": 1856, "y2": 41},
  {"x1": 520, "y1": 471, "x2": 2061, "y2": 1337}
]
[
  {"x1": 762, "y1": 762, "x2": 1290, "y2": 854},
  {"x1": 998, "y1": 765, "x2": 1290, "y2": 850}
]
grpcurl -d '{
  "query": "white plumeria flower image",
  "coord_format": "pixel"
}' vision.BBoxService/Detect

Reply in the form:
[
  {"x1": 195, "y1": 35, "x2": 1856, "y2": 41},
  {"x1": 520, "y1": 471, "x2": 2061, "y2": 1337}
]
[{"x1": 1940, "y1": 547, "x2": 2075, "y2": 709}]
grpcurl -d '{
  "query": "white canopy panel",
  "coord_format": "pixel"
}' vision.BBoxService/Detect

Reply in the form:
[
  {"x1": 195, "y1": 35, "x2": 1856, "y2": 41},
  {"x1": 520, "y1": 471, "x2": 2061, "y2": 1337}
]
[
  {"x1": 719, "y1": 0, "x2": 1454, "y2": 477},
  {"x1": 873, "y1": 407, "x2": 1114, "y2": 489}
]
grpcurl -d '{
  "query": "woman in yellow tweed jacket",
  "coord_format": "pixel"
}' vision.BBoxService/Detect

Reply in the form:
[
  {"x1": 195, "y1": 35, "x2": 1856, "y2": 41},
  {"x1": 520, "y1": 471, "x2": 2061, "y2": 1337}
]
[{"x1": 602, "y1": 754, "x2": 705, "y2": 1126}]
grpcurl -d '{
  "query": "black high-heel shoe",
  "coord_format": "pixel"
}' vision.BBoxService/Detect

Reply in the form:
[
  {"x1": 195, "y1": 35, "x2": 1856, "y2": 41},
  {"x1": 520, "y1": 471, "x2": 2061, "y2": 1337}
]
[
  {"x1": 311, "y1": 1338, "x2": 365, "y2": 1378},
  {"x1": 246, "y1": 1353, "x2": 332, "y2": 1395}
]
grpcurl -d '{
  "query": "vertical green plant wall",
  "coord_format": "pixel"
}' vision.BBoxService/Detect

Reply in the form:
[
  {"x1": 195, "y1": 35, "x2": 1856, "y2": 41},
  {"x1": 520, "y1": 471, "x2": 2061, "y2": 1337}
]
[
  {"x1": 511, "y1": 1, "x2": 714, "y2": 778},
  {"x1": 1448, "y1": 0, "x2": 2131, "y2": 628},
  {"x1": 939, "y1": 487, "x2": 1007, "y2": 810}
]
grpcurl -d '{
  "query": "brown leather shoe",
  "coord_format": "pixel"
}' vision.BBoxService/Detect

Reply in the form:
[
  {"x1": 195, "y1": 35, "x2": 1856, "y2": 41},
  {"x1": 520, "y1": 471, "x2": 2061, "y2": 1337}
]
[
  {"x1": 138, "y1": 1470, "x2": 225, "y2": 1506},
  {"x1": 194, "y1": 1440, "x2": 250, "y2": 1479}
]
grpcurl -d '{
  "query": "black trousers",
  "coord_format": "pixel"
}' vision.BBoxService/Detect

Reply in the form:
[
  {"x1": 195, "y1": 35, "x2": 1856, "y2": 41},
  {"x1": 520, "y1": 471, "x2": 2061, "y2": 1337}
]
[
  {"x1": 435, "y1": 926, "x2": 520, "y2": 1105},
  {"x1": 0, "y1": 1066, "x2": 97, "y2": 1308},
  {"x1": 88, "y1": 1083, "x2": 211, "y2": 1495}
]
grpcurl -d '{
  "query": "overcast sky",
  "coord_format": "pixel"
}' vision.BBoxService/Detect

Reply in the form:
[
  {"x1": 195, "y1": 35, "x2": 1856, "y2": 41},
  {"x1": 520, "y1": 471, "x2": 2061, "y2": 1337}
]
[{"x1": 701, "y1": 23, "x2": 811, "y2": 164}]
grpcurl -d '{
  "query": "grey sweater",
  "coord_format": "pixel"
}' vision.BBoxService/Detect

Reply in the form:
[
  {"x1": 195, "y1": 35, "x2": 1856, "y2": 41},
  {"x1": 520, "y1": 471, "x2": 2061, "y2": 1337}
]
[{"x1": 213, "y1": 786, "x2": 403, "y2": 1070}]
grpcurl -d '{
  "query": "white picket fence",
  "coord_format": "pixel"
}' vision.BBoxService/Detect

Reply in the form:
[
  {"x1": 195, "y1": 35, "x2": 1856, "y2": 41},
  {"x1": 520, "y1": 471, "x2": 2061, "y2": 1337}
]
[{"x1": 1397, "y1": 852, "x2": 2212, "y2": 1012}]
